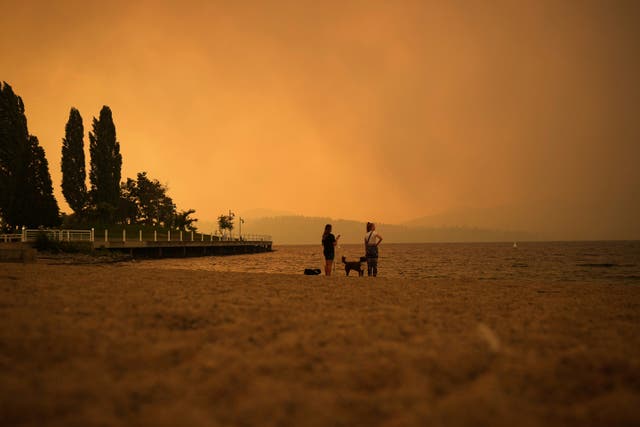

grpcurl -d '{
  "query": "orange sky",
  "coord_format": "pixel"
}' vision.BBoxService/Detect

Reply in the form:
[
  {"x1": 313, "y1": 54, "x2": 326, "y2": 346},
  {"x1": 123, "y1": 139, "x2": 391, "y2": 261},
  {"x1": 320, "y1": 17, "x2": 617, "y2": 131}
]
[{"x1": 2, "y1": 0, "x2": 639, "y2": 238}]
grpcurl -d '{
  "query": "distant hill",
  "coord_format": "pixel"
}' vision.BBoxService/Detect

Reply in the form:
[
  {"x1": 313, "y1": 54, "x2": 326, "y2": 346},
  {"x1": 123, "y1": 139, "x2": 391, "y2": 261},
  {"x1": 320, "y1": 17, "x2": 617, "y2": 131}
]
[
  {"x1": 239, "y1": 215, "x2": 536, "y2": 245},
  {"x1": 401, "y1": 203, "x2": 640, "y2": 241},
  {"x1": 243, "y1": 208, "x2": 297, "y2": 218},
  {"x1": 195, "y1": 201, "x2": 638, "y2": 242},
  {"x1": 402, "y1": 206, "x2": 522, "y2": 229}
]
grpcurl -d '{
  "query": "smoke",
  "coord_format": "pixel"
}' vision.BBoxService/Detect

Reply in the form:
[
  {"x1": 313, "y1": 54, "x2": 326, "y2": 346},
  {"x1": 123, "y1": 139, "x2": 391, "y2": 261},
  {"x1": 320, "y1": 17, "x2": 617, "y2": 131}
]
[{"x1": 1, "y1": 0, "x2": 638, "y2": 238}]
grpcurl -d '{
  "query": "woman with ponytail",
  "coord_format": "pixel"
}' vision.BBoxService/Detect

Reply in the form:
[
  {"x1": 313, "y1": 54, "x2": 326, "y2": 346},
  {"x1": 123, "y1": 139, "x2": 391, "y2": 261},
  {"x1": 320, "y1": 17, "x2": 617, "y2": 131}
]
[{"x1": 321, "y1": 224, "x2": 340, "y2": 276}]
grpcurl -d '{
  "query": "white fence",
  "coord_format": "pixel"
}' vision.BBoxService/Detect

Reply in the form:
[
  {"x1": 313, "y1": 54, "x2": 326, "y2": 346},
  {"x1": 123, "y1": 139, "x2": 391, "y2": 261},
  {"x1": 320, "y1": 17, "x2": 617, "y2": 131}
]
[
  {"x1": 2, "y1": 228, "x2": 271, "y2": 244},
  {"x1": 23, "y1": 229, "x2": 93, "y2": 242}
]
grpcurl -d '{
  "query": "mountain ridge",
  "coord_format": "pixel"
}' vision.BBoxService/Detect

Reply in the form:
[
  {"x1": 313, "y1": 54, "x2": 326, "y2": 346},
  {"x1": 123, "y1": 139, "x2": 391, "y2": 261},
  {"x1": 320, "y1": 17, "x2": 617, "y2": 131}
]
[{"x1": 199, "y1": 214, "x2": 536, "y2": 245}]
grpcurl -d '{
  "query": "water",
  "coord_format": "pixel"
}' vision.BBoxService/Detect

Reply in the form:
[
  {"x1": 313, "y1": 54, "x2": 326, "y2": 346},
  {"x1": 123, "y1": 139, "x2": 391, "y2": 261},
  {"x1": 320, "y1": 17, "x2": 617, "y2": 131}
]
[{"x1": 133, "y1": 241, "x2": 640, "y2": 285}]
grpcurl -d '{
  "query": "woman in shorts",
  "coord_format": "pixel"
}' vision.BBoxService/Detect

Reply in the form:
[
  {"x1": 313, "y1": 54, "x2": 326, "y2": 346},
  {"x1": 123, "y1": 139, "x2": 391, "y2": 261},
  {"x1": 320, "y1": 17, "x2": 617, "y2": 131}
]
[{"x1": 321, "y1": 224, "x2": 340, "y2": 276}]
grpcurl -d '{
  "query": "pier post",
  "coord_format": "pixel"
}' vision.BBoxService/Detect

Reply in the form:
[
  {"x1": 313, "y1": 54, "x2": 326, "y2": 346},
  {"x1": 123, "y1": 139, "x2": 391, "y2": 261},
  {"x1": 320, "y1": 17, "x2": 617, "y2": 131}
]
[
  {"x1": 139, "y1": 230, "x2": 142, "y2": 242},
  {"x1": 168, "y1": 230, "x2": 171, "y2": 241},
  {"x1": 105, "y1": 229, "x2": 108, "y2": 243},
  {"x1": 180, "y1": 231, "x2": 183, "y2": 242},
  {"x1": 191, "y1": 231, "x2": 194, "y2": 241},
  {"x1": 154, "y1": 230, "x2": 157, "y2": 242},
  {"x1": 123, "y1": 229, "x2": 126, "y2": 243},
  {"x1": 91, "y1": 228, "x2": 94, "y2": 242}
]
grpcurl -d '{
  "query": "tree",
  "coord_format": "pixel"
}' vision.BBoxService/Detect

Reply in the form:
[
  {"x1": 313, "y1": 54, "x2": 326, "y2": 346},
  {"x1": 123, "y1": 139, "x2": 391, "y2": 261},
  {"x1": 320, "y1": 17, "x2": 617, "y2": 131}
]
[
  {"x1": 174, "y1": 209, "x2": 198, "y2": 231},
  {"x1": 89, "y1": 105, "x2": 121, "y2": 221},
  {"x1": 218, "y1": 214, "x2": 234, "y2": 237},
  {"x1": 22, "y1": 136, "x2": 60, "y2": 227},
  {"x1": 118, "y1": 172, "x2": 177, "y2": 227},
  {"x1": 61, "y1": 107, "x2": 87, "y2": 215},
  {"x1": 0, "y1": 82, "x2": 29, "y2": 227},
  {"x1": 118, "y1": 177, "x2": 139, "y2": 225},
  {"x1": 0, "y1": 82, "x2": 59, "y2": 228},
  {"x1": 134, "y1": 172, "x2": 175, "y2": 226}
]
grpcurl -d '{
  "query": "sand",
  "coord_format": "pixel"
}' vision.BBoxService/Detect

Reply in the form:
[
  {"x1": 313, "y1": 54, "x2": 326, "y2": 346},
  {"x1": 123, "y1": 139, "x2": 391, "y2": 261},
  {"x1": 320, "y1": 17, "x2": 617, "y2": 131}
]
[{"x1": 0, "y1": 262, "x2": 639, "y2": 426}]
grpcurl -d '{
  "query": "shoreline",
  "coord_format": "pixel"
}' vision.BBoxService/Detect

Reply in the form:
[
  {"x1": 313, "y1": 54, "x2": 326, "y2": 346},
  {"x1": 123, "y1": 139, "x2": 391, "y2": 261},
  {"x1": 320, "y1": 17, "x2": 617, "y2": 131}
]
[{"x1": 1, "y1": 263, "x2": 639, "y2": 426}]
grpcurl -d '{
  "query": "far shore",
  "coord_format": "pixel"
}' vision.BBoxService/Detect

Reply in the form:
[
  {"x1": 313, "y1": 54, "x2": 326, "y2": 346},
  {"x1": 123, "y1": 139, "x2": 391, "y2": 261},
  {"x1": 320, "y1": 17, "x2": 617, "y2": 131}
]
[{"x1": 1, "y1": 263, "x2": 639, "y2": 426}]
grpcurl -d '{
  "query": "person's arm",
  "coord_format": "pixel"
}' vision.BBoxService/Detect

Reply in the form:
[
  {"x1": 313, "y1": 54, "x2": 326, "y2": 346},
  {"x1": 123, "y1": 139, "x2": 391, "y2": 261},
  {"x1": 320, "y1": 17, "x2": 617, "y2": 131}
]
[
  {"x1": 333, "y1": 234, "x2": 340, "y2": 247},
  {"x1": 375, "y1": 234, "x2": 383, "y2": 246}
]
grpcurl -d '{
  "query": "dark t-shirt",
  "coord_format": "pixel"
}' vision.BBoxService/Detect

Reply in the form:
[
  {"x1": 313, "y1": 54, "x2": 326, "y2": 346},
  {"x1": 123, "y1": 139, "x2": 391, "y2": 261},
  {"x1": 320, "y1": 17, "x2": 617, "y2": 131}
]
[{"x1": 322, "y1": 233, "x2": 336, "y2": 259}]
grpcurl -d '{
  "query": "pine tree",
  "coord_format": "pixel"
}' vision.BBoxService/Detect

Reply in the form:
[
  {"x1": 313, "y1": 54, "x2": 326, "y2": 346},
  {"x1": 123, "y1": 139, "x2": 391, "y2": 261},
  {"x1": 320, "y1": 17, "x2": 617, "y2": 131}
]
[
  {"x1": 89, "y1": 106, "x2": 122, "y2": 222},
  {"x1": 61, "y1": 107, "x2": 87, "y2": 215}
]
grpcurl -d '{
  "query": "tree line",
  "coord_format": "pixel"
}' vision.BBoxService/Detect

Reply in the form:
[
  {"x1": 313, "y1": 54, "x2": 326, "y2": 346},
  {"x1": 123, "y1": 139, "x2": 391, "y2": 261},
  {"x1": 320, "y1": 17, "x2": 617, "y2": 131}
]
[{"x1": 0, "y1": 82, "x2": 197, "y2": 231}]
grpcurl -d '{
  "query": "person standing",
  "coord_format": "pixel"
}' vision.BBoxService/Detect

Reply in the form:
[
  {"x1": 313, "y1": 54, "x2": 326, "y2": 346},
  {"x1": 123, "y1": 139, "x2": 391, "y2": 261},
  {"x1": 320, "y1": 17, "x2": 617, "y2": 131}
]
[
  {"x1": 322, "y1": 224, "x2": 340, "y2": 276},
  {"x1": 364, "y1": 222, "x2": 383, "y2": 276}
]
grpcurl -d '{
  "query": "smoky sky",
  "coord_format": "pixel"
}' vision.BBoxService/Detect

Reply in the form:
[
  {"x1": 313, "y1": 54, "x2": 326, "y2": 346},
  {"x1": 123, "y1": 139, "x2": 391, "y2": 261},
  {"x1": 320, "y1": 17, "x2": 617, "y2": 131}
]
[{"x1": 2, "y1": 0, "x2": 638, "y2": 239}]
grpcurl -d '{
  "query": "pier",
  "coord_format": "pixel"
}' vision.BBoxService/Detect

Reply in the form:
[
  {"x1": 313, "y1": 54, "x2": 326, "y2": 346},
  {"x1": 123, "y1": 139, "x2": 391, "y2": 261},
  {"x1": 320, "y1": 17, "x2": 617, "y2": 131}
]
[{"x1": 2, "y1": 228, "x2": 272, "y2": 258}]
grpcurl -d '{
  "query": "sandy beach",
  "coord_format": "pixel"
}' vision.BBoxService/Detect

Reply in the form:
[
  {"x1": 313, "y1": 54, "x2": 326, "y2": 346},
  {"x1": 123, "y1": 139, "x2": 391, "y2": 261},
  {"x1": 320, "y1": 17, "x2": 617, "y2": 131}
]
[{"x1": 1, "y1": 262, "x2": 639, "y2": 426}]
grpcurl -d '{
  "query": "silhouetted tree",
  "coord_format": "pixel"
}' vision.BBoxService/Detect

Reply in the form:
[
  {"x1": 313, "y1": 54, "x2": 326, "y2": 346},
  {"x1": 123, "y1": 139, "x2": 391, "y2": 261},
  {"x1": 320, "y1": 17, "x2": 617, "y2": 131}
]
[
  {"x1": 118, "y1": 177, "x2": 139, "y2": 225},
  {"x1": 174, "y1": 209, "x2": 198, "y2": 231},
  {"x1": 218, "y1": 214, "x2": 234, "y2": 236},
  {"x1": 89, "y1": 106, "x2": 121, "y2": 222},
  {"x1": 135, "y1": 172, "x2": 175, "y2": 226},
  {"x1": 0, "y1": 82, "x2": 29, "y2": 227},
  {"x1": 0, "y1": 82, "x2": 59, "y2": 227},
  {"x1": 118, "y1": 172, "x2": 177, "y2": 227},
  {"x1": 22, "y1": 136, "x2": 60, "y2": 227},
  {"x1": 61, "y1": 107, "x2": 87, "y2": 215}
]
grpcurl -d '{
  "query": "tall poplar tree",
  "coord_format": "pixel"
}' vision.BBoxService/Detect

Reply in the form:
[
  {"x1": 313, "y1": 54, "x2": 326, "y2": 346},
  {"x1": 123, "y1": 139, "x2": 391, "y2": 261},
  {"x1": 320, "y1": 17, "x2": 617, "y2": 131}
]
[
  {"x1": 0, "y1": 82, "x2": 59, "y2": 227},
  {"x1": 23, "y1": 136, "x2": 60, "y2": 226},
  {"x1": 0, "y1": 82, "x2": 29, "y2": 227},
  {"x1": 61, "y1": 107, "x2": 87, "y2": 215},
  {"x1": 89, "y1": 106, "x2": 122, "y2": 221}
]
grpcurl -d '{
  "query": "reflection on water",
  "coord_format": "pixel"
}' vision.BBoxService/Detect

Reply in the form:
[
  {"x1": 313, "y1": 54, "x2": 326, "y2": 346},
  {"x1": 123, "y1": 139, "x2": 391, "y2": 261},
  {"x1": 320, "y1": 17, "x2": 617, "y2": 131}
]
[{"x1": 133, "y1": 241, "x2": 640, "y2": 284}]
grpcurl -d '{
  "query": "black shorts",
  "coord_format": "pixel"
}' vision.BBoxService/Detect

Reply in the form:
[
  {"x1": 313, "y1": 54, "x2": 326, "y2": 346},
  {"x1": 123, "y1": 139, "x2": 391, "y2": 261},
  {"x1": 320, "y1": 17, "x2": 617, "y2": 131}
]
[{"x1": 324, "y1": 250, "x2": 335, "y2": 261}]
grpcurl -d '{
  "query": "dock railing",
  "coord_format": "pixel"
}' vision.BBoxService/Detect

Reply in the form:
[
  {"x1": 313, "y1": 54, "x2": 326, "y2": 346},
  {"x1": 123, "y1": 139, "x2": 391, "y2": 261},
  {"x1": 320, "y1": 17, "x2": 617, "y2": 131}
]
[
  {"x1": 22, "y1": 228, "x2": 93, "y2": 242},
  {"x1": 0, "y1": 233, "x2": 22, "y2": 243},
  {"x1": 15, "y1": 228, "x2": 271, "y2": 244}
]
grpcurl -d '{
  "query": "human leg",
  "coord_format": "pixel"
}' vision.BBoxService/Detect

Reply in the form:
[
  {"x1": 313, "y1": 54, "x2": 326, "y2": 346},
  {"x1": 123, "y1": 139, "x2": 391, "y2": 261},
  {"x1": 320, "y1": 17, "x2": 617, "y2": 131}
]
[
  {"x1": 325, "y1": 259, "x2": 333, "y2": 276},
  {"x1": 367, "y1": 258, "x2": 378, "y2": 277}
]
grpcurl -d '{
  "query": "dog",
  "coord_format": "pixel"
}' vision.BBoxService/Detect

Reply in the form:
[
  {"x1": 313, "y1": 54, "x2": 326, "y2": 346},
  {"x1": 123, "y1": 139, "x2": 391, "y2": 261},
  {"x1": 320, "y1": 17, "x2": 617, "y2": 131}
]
[{"x1": 342, "y1": 256, "x2": 367, "y2": 276}]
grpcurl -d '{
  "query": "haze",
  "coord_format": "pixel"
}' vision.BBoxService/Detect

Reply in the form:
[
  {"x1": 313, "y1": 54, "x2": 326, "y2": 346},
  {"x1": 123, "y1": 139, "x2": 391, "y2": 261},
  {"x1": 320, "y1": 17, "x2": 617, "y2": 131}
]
[{"x1": 2, "y1": 0, "x2": 638, "y2": 240}]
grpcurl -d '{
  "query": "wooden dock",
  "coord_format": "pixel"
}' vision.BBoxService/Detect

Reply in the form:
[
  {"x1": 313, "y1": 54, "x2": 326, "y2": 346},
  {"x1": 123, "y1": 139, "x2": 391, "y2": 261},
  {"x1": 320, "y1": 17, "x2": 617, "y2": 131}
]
[
  {"x1": 95, "y1": 239, "x2": 272, "y2": 258},
  {"x1": 5, "y1": 229, "x2": 272, "y2": 259}
]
